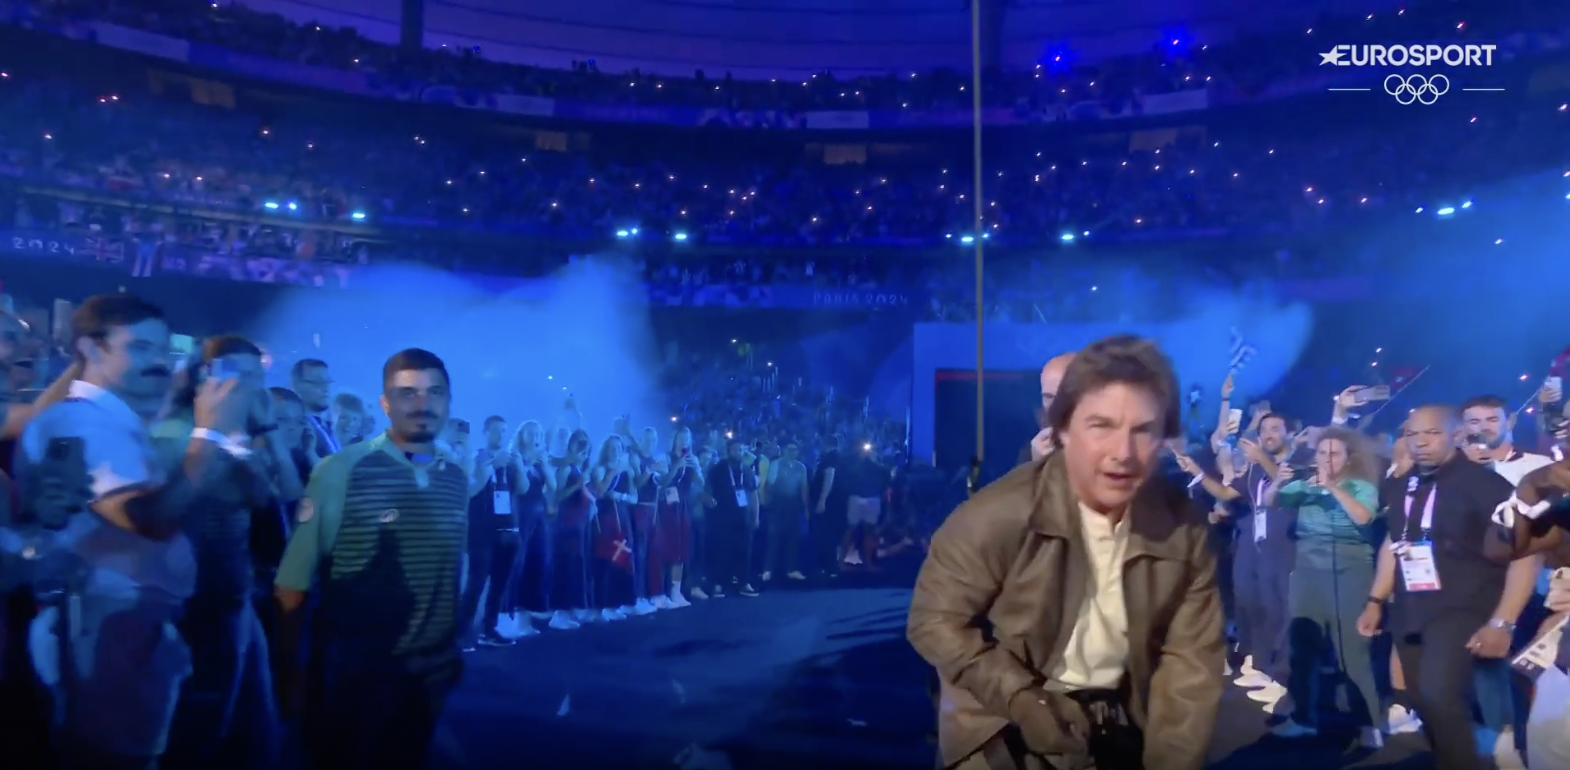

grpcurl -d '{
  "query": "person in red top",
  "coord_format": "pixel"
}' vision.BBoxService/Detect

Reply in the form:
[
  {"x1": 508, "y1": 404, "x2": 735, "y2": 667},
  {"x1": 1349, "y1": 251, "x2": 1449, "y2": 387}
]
[{"x1": 552, "y1": 430, "x2": 593, "y2": 625}]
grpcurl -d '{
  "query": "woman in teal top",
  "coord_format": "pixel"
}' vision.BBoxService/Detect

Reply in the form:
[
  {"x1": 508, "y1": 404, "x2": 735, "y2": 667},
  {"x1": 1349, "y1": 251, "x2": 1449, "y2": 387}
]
[{"x1": 1262, "y1": 426, "x2": 1385, "y2": 747}]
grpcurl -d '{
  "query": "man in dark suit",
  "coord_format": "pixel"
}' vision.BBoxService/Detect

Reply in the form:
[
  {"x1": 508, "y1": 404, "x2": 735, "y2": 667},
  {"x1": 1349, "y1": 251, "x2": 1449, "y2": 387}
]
[{"x1": 289, "y1": 358, "x2": 338, "y2": 454}]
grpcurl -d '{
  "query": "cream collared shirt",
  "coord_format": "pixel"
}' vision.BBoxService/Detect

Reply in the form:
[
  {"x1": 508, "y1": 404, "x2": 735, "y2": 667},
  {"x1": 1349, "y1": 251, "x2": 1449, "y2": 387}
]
[{"x1": 1046, "y1": 502, "x2": 1132, "y2": 692}]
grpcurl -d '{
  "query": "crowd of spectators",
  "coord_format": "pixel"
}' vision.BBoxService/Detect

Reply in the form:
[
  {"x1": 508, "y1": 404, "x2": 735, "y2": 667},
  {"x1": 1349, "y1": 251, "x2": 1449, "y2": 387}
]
[{"x1": 26, "y1": 0, "x2": 1570, "y2": 112}]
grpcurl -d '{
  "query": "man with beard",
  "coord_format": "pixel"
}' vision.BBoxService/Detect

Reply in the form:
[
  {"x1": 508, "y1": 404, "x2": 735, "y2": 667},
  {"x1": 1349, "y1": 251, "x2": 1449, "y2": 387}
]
[
  {"x1": 1357, "y1": 406, "x2": 1524, "y2": 770},
  {"x1": 909, "y1": 335, "x2": 1223, "y2": 770},
  {"x1": 275, "y1": 349, "x2": 468, "y2": 770},
  {"x1": 12, "y1": 294, "x2": 251, "y2": 768},
  {"x1": 290, "y1": 358, "x2": 338, "y2": 455},
  {"x1": 1178, "y1": 413, "x2": 1291, "y2": 708},
  {"x1": 1457, "y1": 394, "x2": 1551, "y2": 768}
]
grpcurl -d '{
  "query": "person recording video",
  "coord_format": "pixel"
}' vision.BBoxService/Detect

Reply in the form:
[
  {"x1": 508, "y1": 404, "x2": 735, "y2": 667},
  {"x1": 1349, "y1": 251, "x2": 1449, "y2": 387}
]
[{"x1": 4, "y1": 294, "x2": 252, "y2": 768}]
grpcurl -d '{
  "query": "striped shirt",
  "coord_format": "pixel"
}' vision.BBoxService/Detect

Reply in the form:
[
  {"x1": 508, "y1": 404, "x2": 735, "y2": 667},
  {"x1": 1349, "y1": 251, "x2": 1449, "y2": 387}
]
[{"x1": 276, "y1": 433, "x2": 468, "y2": 658}]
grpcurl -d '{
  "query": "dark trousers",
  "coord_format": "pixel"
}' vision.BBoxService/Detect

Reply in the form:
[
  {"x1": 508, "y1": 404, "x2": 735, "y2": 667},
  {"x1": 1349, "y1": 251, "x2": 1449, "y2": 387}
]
[
  {"x1": 1286, "y1": 564, "x2": 1379, "y2": 729},
  {"x1": 764, "y1": 499, "x2": 804, "y2": 575},
  {"x1": 706, "y1": 507, "x2": 753, "y2": 587},
  {"x1": 630, "y1": 504, "x2": 659, "y2": 600},
  {"x1": 1394, "y1": 610, "x2": 1490, "y2": 770},
  {"x1": 688, "y1": 513, "x2": 708, "y2": 588},
  {"x1": 165, "y1": 601, "x2": 280, "y2": 770},
  {"x1": 506, "y1": 511, "x2": 551, "y2": 614},
  {"x1": 808, "y1": 501, "x2": 843, "y2": 575},
  {"x1": 550, "y1": 524, "x2": 589, "y2": 612},
  {"x1": 1233, "y1": 542, "x2": 1290, "y2": 681},
  {"x1": 458, "y1": 524, "x2": 520, "y2": 642},
  {"x1": 306, "y1": 647, "x2": 460, "y2": 770}
]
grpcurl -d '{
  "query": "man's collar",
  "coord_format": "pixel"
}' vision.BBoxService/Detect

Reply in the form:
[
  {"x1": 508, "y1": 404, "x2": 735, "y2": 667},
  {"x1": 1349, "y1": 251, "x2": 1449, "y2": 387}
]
[{"x1": 68, "y1": 380, "x2": 144, "y2": 428}]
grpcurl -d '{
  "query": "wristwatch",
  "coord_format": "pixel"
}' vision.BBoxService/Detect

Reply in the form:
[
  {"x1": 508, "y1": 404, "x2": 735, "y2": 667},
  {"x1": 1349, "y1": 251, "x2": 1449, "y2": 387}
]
[{"x1": 1488, "y1": 618, "x2": 1516, "y2": 632}]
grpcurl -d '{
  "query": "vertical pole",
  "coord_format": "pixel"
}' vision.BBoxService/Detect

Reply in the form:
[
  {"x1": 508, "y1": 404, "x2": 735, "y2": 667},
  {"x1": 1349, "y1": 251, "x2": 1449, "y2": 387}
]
[{"x1": 968, "y1": 0, "x2": 986, "y2": 495}]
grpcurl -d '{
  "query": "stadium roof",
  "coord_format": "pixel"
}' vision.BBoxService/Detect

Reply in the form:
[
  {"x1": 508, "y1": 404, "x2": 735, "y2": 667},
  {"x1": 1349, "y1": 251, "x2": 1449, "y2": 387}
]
[{"x1": 243, "y1": 0, "x2": 1395, "y2": 78}]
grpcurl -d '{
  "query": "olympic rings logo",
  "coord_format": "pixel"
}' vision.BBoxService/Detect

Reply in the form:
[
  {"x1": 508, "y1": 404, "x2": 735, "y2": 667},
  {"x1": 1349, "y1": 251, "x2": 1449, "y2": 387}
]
[{"x1": 1383, "y1": 74, "x2": 1450, "y2": 105}]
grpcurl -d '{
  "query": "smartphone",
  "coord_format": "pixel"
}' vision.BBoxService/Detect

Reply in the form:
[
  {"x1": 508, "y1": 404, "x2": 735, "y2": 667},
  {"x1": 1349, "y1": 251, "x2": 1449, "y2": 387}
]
[
  {"x1": 50, "y1": 299, "x2": 72, "y2": 345},
  {"x1": 1364, "y1": 385, "x2": 1391, "y2": 402},
  {"x1": 1547, "y1": 377, "x2": 1564, "y2": 396},
  {"x1": 45, "y1": 436, "x2": 84, "y2": 466},
  {"x1": 1226, "y1": 408, "x2": 1243, "y2": 434},
  {"x1": 206, "y1": 359, "x2": 233, "y2": 381}
]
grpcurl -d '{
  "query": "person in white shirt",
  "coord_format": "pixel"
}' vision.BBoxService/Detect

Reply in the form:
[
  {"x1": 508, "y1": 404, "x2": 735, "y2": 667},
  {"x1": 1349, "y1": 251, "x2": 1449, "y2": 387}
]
[{"x1": 10, "y1": 294, "x2": 251, "y2": 768}]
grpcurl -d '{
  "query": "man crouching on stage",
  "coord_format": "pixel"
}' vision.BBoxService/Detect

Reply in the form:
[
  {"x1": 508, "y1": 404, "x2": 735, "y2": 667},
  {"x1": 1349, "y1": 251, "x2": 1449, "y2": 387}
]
[{"x1": 908, "y1": 334, "x2": 1224, "y2": 770}]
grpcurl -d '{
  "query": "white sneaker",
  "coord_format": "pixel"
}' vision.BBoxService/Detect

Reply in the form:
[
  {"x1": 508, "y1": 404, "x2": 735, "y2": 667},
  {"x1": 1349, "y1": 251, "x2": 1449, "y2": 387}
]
[
  {"x1": 786, "y1": 571, "x2": 806, "y2": 580},
  {"x1": 759, "y1": 571, "x2": 772, "y2": 582},
  {"x1": 1270, "y1": 718, "x2": 1318, "y2": 738},
  {"x1": 576, "y1": 608, "x2": 598, "y2": 623},
  {"x1": 1237, "y1": 655, "x2": 1261, "y2": 678},
  {"x1": 1359, "y1": 727, "x2": 1384, "y2": 750},
  {"x1": 511, "y1": 622, "x2": 541, "y2": 638},
  {"x1": 632, "y1": 598, "x2": 657, "y2": 615},
  {"x1": 495, "y1": 614, "x2": 520, "y2": 638},
  {"x1": 601, "y1": 608, "x2": 627, "y2": 622},
  {"x1": 1247, "y1": 682, "x2": 1287, "y2": 704},
  {"x1": 530, "y1": 611, "x2": 553, "y2": 621},
  {"x1": 843, "y1": 551, "x2": 864, "y2": 566},
  {"x1": 1234, "y1": 671, "x2": 1273, "y2": 689},
  {"x1": 548, "y1": 611, "x2": 580, "y2": 630},
  {"x1": 689, "y1": 587, "x2": 709, "y2": 601},
  {"x1": 1387, "y1": 704, "x2": 1422, "y2": 735},
  {"x1": 668, "y1": 591, "x2": 692, "y2": 608},
  {"x1": 652, "y1": 595, "x2": 673, "y2": 610}
]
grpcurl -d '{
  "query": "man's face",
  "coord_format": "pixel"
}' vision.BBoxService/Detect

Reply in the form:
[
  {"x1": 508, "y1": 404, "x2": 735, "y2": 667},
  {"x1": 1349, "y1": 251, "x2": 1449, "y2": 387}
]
[
  {"x1": 485, "y1": 419, "x2": 507, "y2": 449},
  {"x1": 1258, "y1": 416, "x2": 1288, "y2": 454},
  {"x1": 1461, "y1": 405, "x2": 1508, "y2": 447},
  {"x1": 785, "y1": 443, "x2": 800, "y2": 461},
  {"x1": 1405, "y1": 408, "x2": 1456, "y2": 468},
  {"x1": 1058, "y1": 382, "x2": 1164, "y2": 514},
  {"x1": 727, "y1": 442, "x2": 743, "y2": 462},
  {"x1": 273, "y1": 396, "x2": 306, "y2": 451},
  {"x1": 83, "y1": 319, "x2": 172, "y2": 398},
  {"x1": 380, "y1": 368, "x2": 450, "y2": 444},
  {"x1": 293, "y1": 364, "x2": 332, "y2": 412}
]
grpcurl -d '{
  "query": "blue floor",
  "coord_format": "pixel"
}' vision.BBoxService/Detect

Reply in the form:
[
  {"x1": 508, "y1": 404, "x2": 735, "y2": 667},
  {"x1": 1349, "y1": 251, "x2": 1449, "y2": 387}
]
[{"x1": 433, "y1": 584, "x2": 1438, "y2": 769}]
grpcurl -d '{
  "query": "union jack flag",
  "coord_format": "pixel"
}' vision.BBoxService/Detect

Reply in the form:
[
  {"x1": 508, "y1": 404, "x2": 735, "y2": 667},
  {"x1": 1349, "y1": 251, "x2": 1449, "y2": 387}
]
[{"x1": 1228, "y1": 327, "x2": 1257, "y2": 372}]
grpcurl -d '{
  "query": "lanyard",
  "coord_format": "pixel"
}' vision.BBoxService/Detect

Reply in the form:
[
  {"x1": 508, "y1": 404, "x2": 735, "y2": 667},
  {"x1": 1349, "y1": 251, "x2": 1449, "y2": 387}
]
[
  {"x1": 1401, "y1": 480, "x2": 1437, "y2": 542},
  {"x1": 728, "y1": 463, "x2": 742, "y2": 490}
]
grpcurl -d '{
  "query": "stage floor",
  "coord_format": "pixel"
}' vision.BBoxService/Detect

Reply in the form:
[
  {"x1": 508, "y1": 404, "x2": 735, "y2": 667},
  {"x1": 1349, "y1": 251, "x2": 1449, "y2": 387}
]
[{"x1": 432, "y1": 585, "x2": 1435, "y2": 770}]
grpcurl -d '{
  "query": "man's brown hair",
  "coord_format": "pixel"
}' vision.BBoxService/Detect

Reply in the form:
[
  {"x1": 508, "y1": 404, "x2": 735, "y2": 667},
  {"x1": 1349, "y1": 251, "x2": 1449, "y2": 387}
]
[{"x1": 1045, "y1": 334, "x2": 1182, "y2": 446}]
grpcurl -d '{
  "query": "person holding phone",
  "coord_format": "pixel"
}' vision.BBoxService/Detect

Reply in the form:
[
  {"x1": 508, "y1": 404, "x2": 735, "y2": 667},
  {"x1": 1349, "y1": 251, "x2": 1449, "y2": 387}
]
[
  {"x1": 1261, "y1": 427, "x2": 1384, "y2": 748},
  {"x1": 14, "y1": 294, "x2": 251, "y2": 768},
  {"x1": 153, "y1": 336, "x2": 289, "y2": 770}
]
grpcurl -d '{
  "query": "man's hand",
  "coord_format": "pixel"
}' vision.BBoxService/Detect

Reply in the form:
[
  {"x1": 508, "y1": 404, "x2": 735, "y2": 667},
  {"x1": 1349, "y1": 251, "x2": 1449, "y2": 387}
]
[
  {"x1": 1208, "y1": 504, "x2": 1229, "y2": 525},
  {"x1": 1274, "y1": 463, "x2": 1295, "y2": 486},
  {"x1": 1174, "y1": 454, "x2": 1201, "y2": 477},
  {"x1": 1466, "y1": 624, "x2": 1512, "y2": 659},
  {"x1": 1542, "y1": 379, "x2": 1564, "y2": 406},
  {"x1": 1238, "y1": 437, "x2": 1266, "y2": 465},
  {"x1": 1009, "y1": 690, "x2": 1088, "y2": 757},
  {"x1": 1356, "y1": 603, "x2": 1383, "y2": 637},
  {"x1": 490, "y1": 450, "x2": 511, "y2": 469},
  {"x1": 195, "y1": 376, "x2": 249, "y2": 435},
  {"x1": 1029, "y1": 428, "x2": 1054, "y2": 462},
  {"x1": 1336, "y1": 386, "x2": 1366, "y2": 410},
  {"x1": 1251, "y1": 400, "x2": 1272, "y2": 419},
  {"x1": 1220, "y1": 372, "x2": 1235, "y2": 401}
]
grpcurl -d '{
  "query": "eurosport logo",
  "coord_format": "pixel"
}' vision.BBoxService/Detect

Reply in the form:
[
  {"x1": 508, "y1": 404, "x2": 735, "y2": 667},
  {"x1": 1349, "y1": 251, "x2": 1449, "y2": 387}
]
[{"x1": 1319, "y1": 44, "x2": 1502, "y2": 104}]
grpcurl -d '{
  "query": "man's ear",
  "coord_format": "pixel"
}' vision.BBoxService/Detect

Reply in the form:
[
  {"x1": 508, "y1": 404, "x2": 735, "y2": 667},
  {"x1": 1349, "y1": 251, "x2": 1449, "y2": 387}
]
[{"x1": 1507, "y1": 413, "x2": 1519, "y2": 432}]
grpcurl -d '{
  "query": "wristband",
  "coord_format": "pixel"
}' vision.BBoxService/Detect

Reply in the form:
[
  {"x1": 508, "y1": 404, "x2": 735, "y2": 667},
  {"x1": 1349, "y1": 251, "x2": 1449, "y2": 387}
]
[
  {"x1": 1366, "y1": 595, "x2": 1386, "y2": 606},
  {"x1": 192, "y1": 427, "x2": 253, "y2": 459}
]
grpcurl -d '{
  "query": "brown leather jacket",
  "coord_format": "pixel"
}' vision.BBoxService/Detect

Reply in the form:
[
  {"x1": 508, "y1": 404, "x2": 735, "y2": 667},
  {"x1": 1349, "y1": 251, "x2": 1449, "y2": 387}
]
[{"x1": 907, "y1": 454, "x2": 1224, "y2": 770}]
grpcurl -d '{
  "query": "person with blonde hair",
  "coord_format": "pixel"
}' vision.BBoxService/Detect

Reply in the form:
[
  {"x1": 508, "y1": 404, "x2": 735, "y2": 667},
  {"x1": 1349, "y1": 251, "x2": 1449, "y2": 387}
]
[
  {"x1": 330, "y1": 392, "x2": 369, "y2": 447},
  {"x1": 1264, "y1": 426, "x2": 1384, "y2": 747}
]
